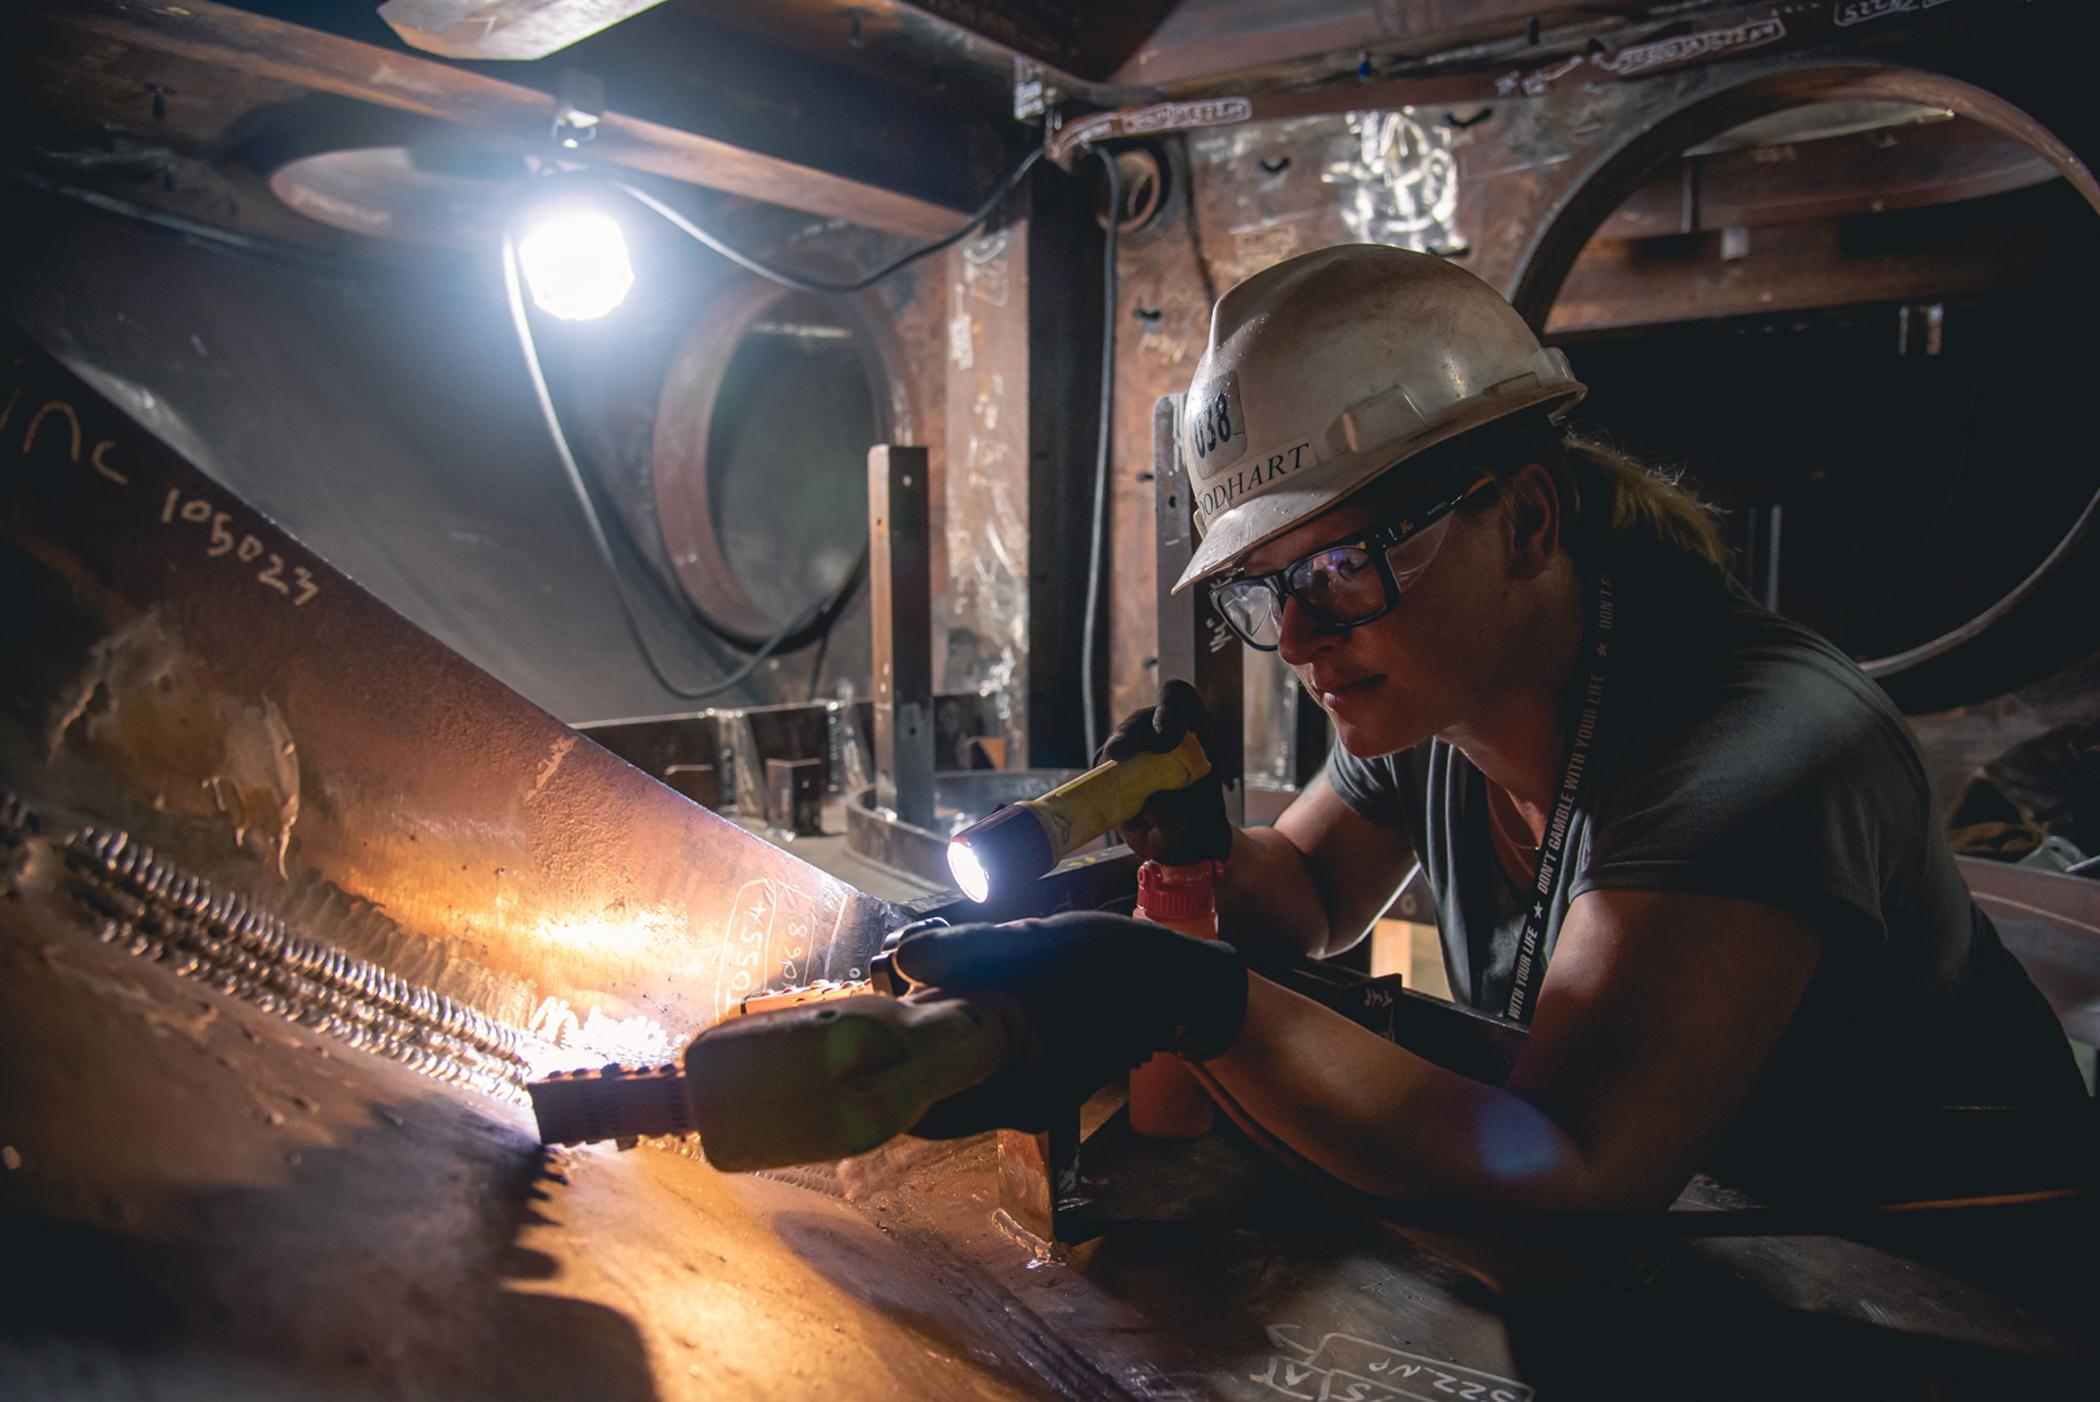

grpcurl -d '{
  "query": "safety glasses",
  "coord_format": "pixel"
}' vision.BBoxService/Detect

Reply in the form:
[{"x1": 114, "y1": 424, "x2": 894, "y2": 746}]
[{"x1": 1209, "y1": 475, "x2": 1495, "y2": 651}]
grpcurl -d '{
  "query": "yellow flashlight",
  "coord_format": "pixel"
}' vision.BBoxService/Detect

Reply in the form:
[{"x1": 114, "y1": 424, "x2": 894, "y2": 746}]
[{"x1": 945, "y1": 732, "x2": 1210, "y2": 902}]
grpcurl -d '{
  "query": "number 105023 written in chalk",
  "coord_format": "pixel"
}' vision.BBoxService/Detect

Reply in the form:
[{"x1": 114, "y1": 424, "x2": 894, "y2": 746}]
[{"x1": 160, "y1": 487, "x2": 321, "y2": 607}]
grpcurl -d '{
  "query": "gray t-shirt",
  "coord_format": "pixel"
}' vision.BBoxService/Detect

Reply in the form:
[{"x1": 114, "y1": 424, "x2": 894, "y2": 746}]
[{"x1": 1327, "y1": 551, "x2": 2082, "y2": 1182}]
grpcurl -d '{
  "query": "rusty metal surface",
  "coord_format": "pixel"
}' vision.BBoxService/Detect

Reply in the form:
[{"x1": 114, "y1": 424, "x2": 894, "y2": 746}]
[
  {"x1": 937, "y1": 218, "x2": 1033, "y2": 754},
  {"x1": 1106, "y1": 0, "x2": 1706, "y2": 92},
  {"x1": 0, "y1": 323, "x2": 900, "y2": 1069},
  {"x1": 380, "y1": 0, "x2": 674, "y2": 61},
  {"x1": 1042, "y1": 0, "x2": 2024, "y2": 160},
  {"x1": 1106, "y1": 139, "x2": 1212, "y2": 733},
  {"x1": 1475, "y1": 35, "x2": 2100, "y2": 324},
  {"x1": 649, "y1": 278, "x2": 912, "y2": 644},
  {"x1": 719, "y1": 703, "x2": 836, "y2": 817},
  {"x1": 764, "y1": 758, "x2": 825, "y2": 835},
  {"x1": 45, "y1": 807, "x2": 533, "y2": 1100},
  {"x1": 722, "y1": 801, "x2": 947, "y2": 907},
  {"x1": 14, "y1": 0, "x2": 978, "y2": 238},
  {"x1": 7, "y1": 12, "x2": 2100, "y2": 1397},
  {"x1": 576, "y1": 712, "x2": 733, "y2": 809},
  {"x1": 1958, "y1": 857, "x2": 2100, "y2": 1046},
  {"x1": 7, "y1": 879, "x2": 2097, "y2": 1399},
  {"x1": 0, "y1": 890, "x2": 1056, "y2": 1401},
  {"x1": 1105, "y1": 9, "x2": 2100, "y2": 738},
  {"x1": 686, "y1": 0, "x2": 1929, "y2": 106},
  {"x1": 2, "y1": 336, "x2": 2093, "y2": 1392}
]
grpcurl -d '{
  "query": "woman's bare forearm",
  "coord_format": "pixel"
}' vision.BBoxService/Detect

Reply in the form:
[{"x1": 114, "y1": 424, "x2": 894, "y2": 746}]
[
  {"x1": 1215, "y1": 825, "x2": 1335, "y2": 957},
  {"x1": 1197, "y1": 974, "x2": 1594, "y2": 1209}
]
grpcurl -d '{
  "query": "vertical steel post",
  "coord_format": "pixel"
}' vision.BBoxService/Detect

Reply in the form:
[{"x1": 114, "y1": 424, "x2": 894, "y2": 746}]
[
  {"x1": 765, "y1": 757, "x2": 825, "y2": 836},
  {"x1": 1153, "y1": 395, "x2": 1245, "y2": 823},
  {"x1": 869, "y1": 445, "x2": 935, "y2": 830}
]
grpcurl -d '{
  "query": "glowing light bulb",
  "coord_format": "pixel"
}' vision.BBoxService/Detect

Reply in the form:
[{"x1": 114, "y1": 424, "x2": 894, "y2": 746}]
[
  {"x1": 946, "y1": 839, "x2": 991, "y2": 904},
  {"x1": 518, "y1": 209, "x2": 634, "y2": 321}
]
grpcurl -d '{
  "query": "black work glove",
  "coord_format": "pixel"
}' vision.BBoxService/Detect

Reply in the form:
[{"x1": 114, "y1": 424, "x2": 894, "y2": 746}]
[
  {"x1": 1104, "y1": 679, "x2": 1233, "y2": 866},
  {"x1": 890, "y1": 910, "x2": 1247, "y2": 1138}
]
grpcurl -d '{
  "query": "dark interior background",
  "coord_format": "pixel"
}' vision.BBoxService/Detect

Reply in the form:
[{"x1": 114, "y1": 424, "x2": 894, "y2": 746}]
[{"x1": 0, "y1": 184, "x2": 871, "y2": 722}]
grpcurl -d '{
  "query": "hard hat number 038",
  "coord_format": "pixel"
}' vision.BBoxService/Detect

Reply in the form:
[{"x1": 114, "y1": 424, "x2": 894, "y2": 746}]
[
  {"x1": 1186, "y1": 373, "x2": 1247, "y2": 474},
  {"x1": 1194, "y1": 392, "x2": 1232, "y2": 460}
]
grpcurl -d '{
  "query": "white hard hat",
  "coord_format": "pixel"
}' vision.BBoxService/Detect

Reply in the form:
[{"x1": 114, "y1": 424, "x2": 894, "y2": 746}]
[{"x1": 1174, "y1": 244, "x2": 1585, "y2": 594}]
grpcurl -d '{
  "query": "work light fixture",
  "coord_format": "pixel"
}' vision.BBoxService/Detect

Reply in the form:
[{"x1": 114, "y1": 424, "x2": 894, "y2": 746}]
[{"x1": 516, "y1": 204, "x2": 633, "y2": 322}]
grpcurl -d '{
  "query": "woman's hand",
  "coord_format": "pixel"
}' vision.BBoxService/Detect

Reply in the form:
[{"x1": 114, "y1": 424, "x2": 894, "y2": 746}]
[
  {"x1": 1105, "y1": 680, "x2": 1234, "y2": 865},
  {"x1": 890, "y1": 911, "x2": 1247, "y2": 1136}
]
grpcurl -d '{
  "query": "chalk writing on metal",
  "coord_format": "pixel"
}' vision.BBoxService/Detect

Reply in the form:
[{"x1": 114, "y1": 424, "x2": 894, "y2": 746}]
[
  {"x1": 1836, "y1": 0, "x2": 1955, "y2": 28},
  {"x1": 1594, "y1": 18, "x2": 1786, "y2": 76},
  {"x1": 1048, "y1": 97, "x2": 1254, "y2": 163},
  {"x1": 714, "y1": 877, "x2": 847, "y2": 1013},
  {"x1": 160, "y1": 488, "x2": 322, "y2": 605},
  {"x1": 1251, "y1": 1327, "x2": 1531, "y2": 1402},
  {"x1": 5, "y1": 381, "x2": 128, "y2": 486},
  {"x1": 6, "y1": 358, "x2": 325, "y2": 608},
  {"x1": 1325, "y1": 110, "x2": 1461, "y2": 254},
  {"x1": 1495, "y1": 54, "x2": 1584, "y2": 98},
  {"x1": 961, "y1": 232, "x2": 1010, "y2": 307}
]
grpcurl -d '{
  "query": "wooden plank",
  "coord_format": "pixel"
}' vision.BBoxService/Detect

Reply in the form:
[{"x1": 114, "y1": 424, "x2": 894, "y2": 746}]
[{"x1": 31, "y1": 0, "x2": 969, "y2": 238}]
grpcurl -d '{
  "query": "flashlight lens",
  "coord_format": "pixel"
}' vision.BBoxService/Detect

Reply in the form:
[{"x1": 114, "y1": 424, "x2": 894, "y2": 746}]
[{"x1": 946, "y1": 840, "x2": 991, "y2": 903}]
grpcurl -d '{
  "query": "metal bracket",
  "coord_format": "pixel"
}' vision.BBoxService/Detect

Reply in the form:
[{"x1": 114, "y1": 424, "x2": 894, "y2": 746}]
[
  {"x1": 553, "y1": 69, "x2": 604, "y2": 149},
  {"x1": 1011, "y1": 56, "x2": 1061, "y2": 125},
  {"x1": 870, "y1": 445, "x2": 936, "y2": 831}
]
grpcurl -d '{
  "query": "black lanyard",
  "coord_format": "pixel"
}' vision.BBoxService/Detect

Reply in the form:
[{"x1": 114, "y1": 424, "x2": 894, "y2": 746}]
[{"x1": 1503, "y1": 571, "x2": 1615, "y2": 1025}]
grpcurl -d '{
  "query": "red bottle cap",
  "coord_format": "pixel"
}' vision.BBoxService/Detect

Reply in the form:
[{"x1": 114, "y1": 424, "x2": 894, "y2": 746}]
[{"x1": 1137, "y1": 860, "x2": 1218, "y2": 921}]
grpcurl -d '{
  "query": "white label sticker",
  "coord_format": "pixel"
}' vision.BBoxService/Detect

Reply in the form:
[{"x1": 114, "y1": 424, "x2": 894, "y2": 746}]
[
  {"x1": 1185, "y1": 371, "x2": 1248, "y2": 478},
  {"x1": 1192, "y1": 439, "x2": 1314, "y2": 527}
]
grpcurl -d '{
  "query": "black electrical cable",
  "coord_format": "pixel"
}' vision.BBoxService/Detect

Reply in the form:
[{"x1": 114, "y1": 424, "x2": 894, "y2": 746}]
[
  {"x1": 806, "y1": 616, "x2": 834, "y2": 703},
  {"x1": 1080, "y1": 146, "x2": 1121, "y2": 760},
  {"x1": 610, "y1": 148, "x2": 1044, "y2": 297},
  {"x1": 586, "y1": 152, "x2": 1040, "y2": 652},
  {"x1": 503, "y1": 146, "x2": 1043, "y2": 701},
  {"x1": 503, "y1": 231, "x2": 831, "y2": 701}
]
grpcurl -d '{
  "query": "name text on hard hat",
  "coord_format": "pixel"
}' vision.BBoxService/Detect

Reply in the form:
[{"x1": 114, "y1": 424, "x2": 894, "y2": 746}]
[{"x1": 1195, "y1": 442, "x2": 1311, "y2": 523}]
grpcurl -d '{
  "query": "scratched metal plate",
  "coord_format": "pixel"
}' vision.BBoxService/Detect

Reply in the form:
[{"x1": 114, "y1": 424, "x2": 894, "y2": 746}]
[
  {"x1": 6, "y1": 875, "x2": 2093, "y2": 1400},
  {"x1": 0, "y1": 323, "x2": 901, "y2": 1066}
]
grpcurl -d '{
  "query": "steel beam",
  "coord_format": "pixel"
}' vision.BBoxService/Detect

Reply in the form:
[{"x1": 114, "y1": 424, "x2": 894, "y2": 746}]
[
  {"x1": 870, "y1": 445, "x2": 935, "y2": 830},
  {"x1": 1152, "y1": 394, "x2": 1244, "y2": 823},
  {"x1": 0, "y1": 321, "x2": 897, "y2": 1056},
  {"x1": 24, "y1": 0, "x2": 969, "y2": 237}
]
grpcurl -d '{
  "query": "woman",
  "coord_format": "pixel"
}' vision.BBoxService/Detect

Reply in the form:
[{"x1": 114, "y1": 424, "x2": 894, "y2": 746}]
[{"x1": 893, "y1": 244, "x2": 2083, "y2": 1212}]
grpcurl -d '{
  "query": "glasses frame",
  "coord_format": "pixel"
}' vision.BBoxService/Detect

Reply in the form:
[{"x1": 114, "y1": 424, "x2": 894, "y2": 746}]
[{"x1": 1208, "y1": 473, "x2": 1496, "y2": 651}]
